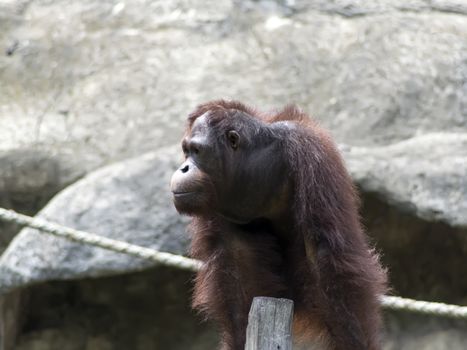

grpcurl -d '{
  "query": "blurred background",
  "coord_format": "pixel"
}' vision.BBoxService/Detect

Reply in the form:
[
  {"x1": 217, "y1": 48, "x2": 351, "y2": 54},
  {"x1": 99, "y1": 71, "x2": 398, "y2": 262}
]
[{"x1": 0, "y1": 0, "x2": 466, "y2": 349}]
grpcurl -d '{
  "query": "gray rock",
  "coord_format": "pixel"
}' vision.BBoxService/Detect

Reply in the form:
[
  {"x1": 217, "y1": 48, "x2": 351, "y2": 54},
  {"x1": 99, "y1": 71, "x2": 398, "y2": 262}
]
[
  {"x1": 383, "y1": 311, "x2": 467, "y2": 350},
  {"x1": 0, "y1": 149, "x2": 85, "y2": 252},
  {"x1": 1, "y1": 1, "x2": 467, "y2": 348},
  {"x1": 385, "y1": 329, "x2": 467, "y2": 350},
  {"x1": 343, "y1": 133, "x2": 467, "y2": 227},
  {"x1": 290, "y1": 0, "x2": 467, "y2": 16},
  {"x1": 13, "y1": 268, "x2": 218, "y2": 350},
  {"x1": 1, "y1": 0, "x2": 467, "y2": 234},
  {"x1": 2, "y1": 134, "x2": 464, "y2": 295},
  {"x1": 0, "y1": 146, "x2": 189, "y2": 295}
]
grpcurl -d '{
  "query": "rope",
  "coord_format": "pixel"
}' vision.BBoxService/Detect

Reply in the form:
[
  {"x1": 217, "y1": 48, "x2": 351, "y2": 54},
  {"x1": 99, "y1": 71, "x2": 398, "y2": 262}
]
[
  {"x1": 0, "y1": 208, "x2": 201, "y2": 272},
  {"x1": 1, "y1": 207, "x2": 467, "y2": 319},
  {"x1": 381, "y1": 296, "x2": 467, "y2": 319}
]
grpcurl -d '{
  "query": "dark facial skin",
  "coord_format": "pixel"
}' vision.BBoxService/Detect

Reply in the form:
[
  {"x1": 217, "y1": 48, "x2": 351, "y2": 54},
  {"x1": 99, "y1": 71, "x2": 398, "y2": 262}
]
[{"x1": 170, "y1": 111, "x2": 290, "y2": 224}]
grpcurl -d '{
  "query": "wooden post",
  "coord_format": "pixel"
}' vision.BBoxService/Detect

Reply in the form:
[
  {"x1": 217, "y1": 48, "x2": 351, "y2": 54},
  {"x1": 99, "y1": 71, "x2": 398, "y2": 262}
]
[{"x1": 245, "y1": 297, "x2": 294, "y2": 350}]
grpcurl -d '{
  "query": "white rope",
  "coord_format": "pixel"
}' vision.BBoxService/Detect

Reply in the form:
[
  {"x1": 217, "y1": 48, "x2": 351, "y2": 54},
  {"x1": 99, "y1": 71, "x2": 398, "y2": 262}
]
[
  {"x1": 0, "y1": 208, "x2": 201, "y2": 272},
  {"x1": 381, "y1": 295, "x2": 467, "y2": 319},
  {"x1": 1, "y1": 207, "x2": 467, "y2": 319}
]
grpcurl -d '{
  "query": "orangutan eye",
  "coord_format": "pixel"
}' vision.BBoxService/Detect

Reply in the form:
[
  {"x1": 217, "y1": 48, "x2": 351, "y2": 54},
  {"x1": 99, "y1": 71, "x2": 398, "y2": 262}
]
[{"x1": 226, "y1": 130, "x2": 240, "y2": 150}]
